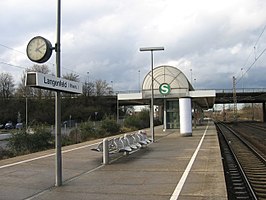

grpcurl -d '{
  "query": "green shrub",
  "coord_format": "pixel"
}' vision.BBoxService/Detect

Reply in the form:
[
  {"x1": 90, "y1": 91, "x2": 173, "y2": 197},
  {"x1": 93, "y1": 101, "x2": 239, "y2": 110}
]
[
  {"x1": 101, "y1": 118, "x2": 120, "y2": 134},
  {"x1": 61, "y1": 134, "x2": 74, "y2": 146},
  {"x1": 124, "y1": 109, "x2": 150, "y2": 130},
  {"x1": 79, "y1": 121, "x2": 100, "y2": 140},
  {"x1": 8, "y1": 131, "x2": 30, "y2": 155},
  {"x1": 0, "y1": 147, "x2": 14, "y2": 159},
  {"x1": 137, "y1": 109, "x2": 150, "y2": 128},
  {"x1": 124, "y1": 115, "x2": 139, "y2": 130},
  {"x1": 68, "y1": 128, "x2": 82, "y2": 143},
  {"x1": 8, "y1": 127, "x2": 53, "y2": 156}
]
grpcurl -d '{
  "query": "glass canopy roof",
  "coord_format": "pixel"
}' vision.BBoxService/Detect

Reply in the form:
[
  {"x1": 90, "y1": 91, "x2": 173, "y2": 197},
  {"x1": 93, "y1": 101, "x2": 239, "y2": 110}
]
[{"x1": 142, "y1": 65, "x2": 194, "y2": 98}]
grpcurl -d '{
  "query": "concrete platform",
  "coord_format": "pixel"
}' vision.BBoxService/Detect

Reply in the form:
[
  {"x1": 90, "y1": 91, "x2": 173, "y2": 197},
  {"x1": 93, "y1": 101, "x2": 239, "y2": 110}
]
[{"x1": 0, "y1": 121, "x2": 227, "y2": 200}]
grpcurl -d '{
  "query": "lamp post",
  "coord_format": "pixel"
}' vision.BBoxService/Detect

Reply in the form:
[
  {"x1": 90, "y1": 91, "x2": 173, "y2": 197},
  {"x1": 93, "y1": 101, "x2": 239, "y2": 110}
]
[
  {"x1": 25, "y1": 87, "x2": 28, "y2": 129},
  {"x1": 86, "y1": 72, "x2": 89, "y2": 96},
  {"x1": 116, "y1": 92, "x2": 119, "y2": 124},
  {"x1": 139, "y1": 47, "x2": 164, "y2": 142},
  {"x1": 111, "y1": 81, "x2": 113, "y2": 91},
  {"x1": 138, "y1": 70, "x2": 141, "y2": 92},
  {"x1": 55, "y1": 0, "x2": 62, "y2": 187},
  {"x1": 241, "y1": 68, "x2": 244, "y2": 92},
  {"x1": 190, "y1": 69, "x2": 192, "y2": 84}
]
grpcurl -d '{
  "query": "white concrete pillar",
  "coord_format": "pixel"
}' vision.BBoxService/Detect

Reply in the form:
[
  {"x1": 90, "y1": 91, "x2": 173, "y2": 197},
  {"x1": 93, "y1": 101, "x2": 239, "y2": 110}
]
[
  {"x1": 179, "y1": 97, "x2": 192, "y2": 136},
  {"x1": 163, "y1": 98, "x2": 167, "y2": 131}
]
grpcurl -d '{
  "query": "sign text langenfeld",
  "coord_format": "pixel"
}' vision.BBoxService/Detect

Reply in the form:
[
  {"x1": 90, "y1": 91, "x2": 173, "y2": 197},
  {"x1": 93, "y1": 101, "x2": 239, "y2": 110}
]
[{"x1": 26, "y1": 72, "x2": 83, "y2": 94}]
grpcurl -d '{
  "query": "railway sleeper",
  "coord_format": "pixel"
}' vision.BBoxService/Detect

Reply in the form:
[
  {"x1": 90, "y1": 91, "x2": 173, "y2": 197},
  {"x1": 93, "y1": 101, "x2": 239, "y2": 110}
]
[
  {"x1": 244, "y1": 163, "x2": 266, "y2": 168},
  {"x1": 231, "y1": 177, "x2": 242, "y2": 181},
  {"x1": 245, "y1": 168, "x2": 266, "y2": 172},
  {"x1": 253, "y1": 190, "x2": 266, "y2": 199},
  {"x1": 252, "y1": 182, "x2": 266, "y2": 187},
  {"x1": 250, "y1": 182, "x2": 266, "y2": 189},
  {"x1": 233, "y1": 186, "x2": 247, "y2": 191},
  {"x1": 234, "y1": 191, "x2": 249, "y2": 196},
  {"x1": 232, "y1": 182, "x2": 245, "y2": 186},
  {"x1": 248, "y1": 173, "x2": 266, "y2": 178}
]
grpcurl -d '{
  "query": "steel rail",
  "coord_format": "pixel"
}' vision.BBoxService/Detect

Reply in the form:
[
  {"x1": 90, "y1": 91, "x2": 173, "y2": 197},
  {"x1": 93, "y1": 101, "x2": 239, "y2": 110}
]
[{"x1": 216, "y1": 123, "x2": 258, "y2": 200}]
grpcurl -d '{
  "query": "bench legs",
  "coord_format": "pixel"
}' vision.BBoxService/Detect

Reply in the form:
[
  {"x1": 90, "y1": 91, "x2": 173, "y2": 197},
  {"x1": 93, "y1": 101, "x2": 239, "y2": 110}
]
[{"x1": 103, "y1": 138, "x2": 109, "y2": 165}]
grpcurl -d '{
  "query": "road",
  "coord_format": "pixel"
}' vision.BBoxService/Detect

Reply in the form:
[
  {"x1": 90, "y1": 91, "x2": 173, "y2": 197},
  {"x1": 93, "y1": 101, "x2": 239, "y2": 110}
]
[
  {"x1": 0, "y1": 133, "x2": 11, "y2": 149},
  {"x1": 0, "y1": 133, "x2": 11, "y2": 140}
]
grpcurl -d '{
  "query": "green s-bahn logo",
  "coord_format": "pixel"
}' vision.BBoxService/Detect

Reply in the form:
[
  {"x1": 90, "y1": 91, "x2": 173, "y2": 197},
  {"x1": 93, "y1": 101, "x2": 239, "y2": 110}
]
[{"x1": 159, "y1": 83, "x2": 171, "y2": 95}]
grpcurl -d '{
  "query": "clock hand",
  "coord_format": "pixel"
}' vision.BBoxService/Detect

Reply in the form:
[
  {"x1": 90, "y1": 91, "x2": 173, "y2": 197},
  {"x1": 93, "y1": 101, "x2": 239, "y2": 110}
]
[
  {"x1": 36, "y1": 49, "x2": 43, "y2": 54},
  {"x1": 36, "y1": 44, "x2": 45, "y2": 51}
]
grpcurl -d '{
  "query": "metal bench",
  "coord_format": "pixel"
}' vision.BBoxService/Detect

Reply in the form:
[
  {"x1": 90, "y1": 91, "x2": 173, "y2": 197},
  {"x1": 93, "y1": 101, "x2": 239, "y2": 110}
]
[
  {"x1": 114, "y1": 137, "x2": 132, "y2": 153},
  {"x1": 91, "y1": 142, "x2": 104, "y2": 152},
  {"x1": 124, "y1": 134, "x2": 140, "y2": 149},
  {"x1": 91, "y1": 138, "x2": 117, "y2": 153},
  {"x1": 137, "y1": 130, "x2": 152, "y2": 144},
  {"x1": 91, "y1": 131, "x2": 151, "y2": 164}
]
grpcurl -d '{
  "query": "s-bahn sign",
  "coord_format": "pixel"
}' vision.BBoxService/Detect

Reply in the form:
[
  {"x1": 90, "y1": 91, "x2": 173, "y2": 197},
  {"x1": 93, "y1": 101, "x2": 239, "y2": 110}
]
[
  {"x1": 25, "y1": 72, "x2": 83, "y2": 94},
  {"x1": 159, "y1": 83, "x2": 171, "y2": 95}
]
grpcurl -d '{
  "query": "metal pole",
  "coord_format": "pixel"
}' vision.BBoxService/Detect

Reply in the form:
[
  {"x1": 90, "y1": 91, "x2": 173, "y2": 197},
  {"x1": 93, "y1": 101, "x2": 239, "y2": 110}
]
[
  {"x1": 150, "y1": 50, "x2": 154, "y2": 142},
  {"x1": 139, "y1": 47, "x2": 164, "y2": 143},
  {"x1": 190, "y1": 69, "x2": 192, "y2": 84},
  {"x1": 252, "y1": 103, "x2": 254, "y2": 121},
  {"x1": 25, "y1": 90, "x2": 28, "y2": 129},
  {"x1": 163, "y1": 98, "x2": 166, "y2": 131},
  {"x1": 233, "y1": 76, "x2": 237, "y2": 122},
  {"x1": 241, "y1": 68, "x2": 244, "y2": 92},
  {"x1": 138, "y1": 70, "x2": 141, "y2": 92},
  {"x1": 116, "y1": 93, "x2": 119, "y2": 124},
  {"x1": 55, "y1": 0, "x2": 62, "y2": 187}
]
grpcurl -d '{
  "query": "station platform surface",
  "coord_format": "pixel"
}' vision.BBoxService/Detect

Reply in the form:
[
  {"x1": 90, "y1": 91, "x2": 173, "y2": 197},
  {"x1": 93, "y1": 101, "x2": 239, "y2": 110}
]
[{"x1": 0, "y1": 121, "x2": 227, "y2": 200}]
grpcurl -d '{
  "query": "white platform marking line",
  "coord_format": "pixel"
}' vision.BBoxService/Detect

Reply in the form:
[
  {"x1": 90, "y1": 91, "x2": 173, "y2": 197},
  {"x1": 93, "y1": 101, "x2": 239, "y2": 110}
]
[
  {"x1": 0, "y1": 142, "x2": 99, "y2": 169},
  {"x1": 25, "y1": 164, "x2": 104, "y2": 200},
  {"x1": 170, "y1": 124, "x2": 209, "y2": 200}
]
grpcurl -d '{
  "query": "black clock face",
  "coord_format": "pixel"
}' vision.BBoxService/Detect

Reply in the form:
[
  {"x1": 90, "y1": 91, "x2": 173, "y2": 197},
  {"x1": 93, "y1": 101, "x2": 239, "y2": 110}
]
[{"x1": 26, "y1": 36, "x2": 52, "y2": 63}]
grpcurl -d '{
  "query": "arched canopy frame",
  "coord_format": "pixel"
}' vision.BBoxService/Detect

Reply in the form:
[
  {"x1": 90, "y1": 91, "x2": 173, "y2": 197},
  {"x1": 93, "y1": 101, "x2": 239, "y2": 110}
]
[{"x1": 142, "y1": 65, "x2": 194, "y2": 99}]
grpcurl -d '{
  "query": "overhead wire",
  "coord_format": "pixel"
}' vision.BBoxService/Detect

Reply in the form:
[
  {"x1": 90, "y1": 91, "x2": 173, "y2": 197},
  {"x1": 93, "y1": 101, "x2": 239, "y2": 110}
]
[
  {"x1": 236, "y1": 24, "x2": 266, "y2": 85},
  {"x1": 236, "y1": 46, "x2": 266, "y2": 85},
  {"x1": 242, "y1": 47, "x2": 266, "y2": 74},
  {"x1": 254, "y1": 24, "x2": 266, "y2": 47},
  {"x1": 0, "y1": 44, "x2": 25, "y2": 55},
  {"x1": 0, "y1": 42, "x2": 88, "y2": 80},
  {"x1": 0, "y1": 61, "x2": 27, "y2": 70}
]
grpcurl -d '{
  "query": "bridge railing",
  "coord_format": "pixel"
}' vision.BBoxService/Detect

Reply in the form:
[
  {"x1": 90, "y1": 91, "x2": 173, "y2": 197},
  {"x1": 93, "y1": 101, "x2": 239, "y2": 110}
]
[
  {"x1": 114, "y1": 88, "x2": 266, "y2": 95},
  {"x1": 215, "y1": 88, "x2": 266, "y2": 94}
]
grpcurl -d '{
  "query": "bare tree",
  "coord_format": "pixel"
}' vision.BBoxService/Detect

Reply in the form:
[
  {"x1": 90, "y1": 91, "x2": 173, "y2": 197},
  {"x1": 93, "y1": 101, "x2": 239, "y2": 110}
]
[
  {"x1": 63, "y1": 73, "x2": 79, "y2": 82},
  {"x1": 62, "y1": 73, "x2": 80, "y2": 97},
  {"x1": 16, "y1": 64, "x2": 52, "y2": 99},
  {"x1": 29, "y1": 64, "x2": 50, "y2": 74},
  {"x1": 0, "y1": 73, "x2": 15, "y2": 98},
  {"x1": 83, "y1": 81, "x2": 95, "y2": 96},
  {"x1": 95, "y1": 79, "x2": 110, "y2": 96}
]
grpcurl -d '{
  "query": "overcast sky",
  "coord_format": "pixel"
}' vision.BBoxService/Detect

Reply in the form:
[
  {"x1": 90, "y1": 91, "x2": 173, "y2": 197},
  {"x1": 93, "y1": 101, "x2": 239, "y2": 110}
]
[{"x1": 1, "y1": 0, "x2": 266, "y2": 92}]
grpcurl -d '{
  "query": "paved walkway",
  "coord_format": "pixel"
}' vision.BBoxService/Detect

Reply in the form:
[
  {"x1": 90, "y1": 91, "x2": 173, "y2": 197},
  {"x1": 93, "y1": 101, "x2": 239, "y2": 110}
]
[{"x1": 0, "y1": 121, "x2": 227, "y2": 200}]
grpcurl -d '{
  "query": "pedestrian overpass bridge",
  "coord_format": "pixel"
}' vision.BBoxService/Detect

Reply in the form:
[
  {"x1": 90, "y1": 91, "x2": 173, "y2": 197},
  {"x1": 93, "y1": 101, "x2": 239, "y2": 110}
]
[
  {"x1": 118, "y1": 88, "x2": 266, "y2": 105},
  {"x1": 117, "y1": 65, "x2": 266, "y2": 130},
  {"x1": 215, "y1": 88, "x2": 266, "y2": 104}
]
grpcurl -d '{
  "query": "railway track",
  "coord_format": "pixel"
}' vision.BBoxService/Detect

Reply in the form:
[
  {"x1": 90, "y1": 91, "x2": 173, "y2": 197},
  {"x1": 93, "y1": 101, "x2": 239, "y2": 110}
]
[
  {"x1": 241, "y1": 122, "x2": 266, "y2": 134},
  {"x1": 216, "y1": 122, "x2": 266, "y2": 200},
  {"x1": 230, "y1": 122, "x2": 266, "y2": 157}
]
